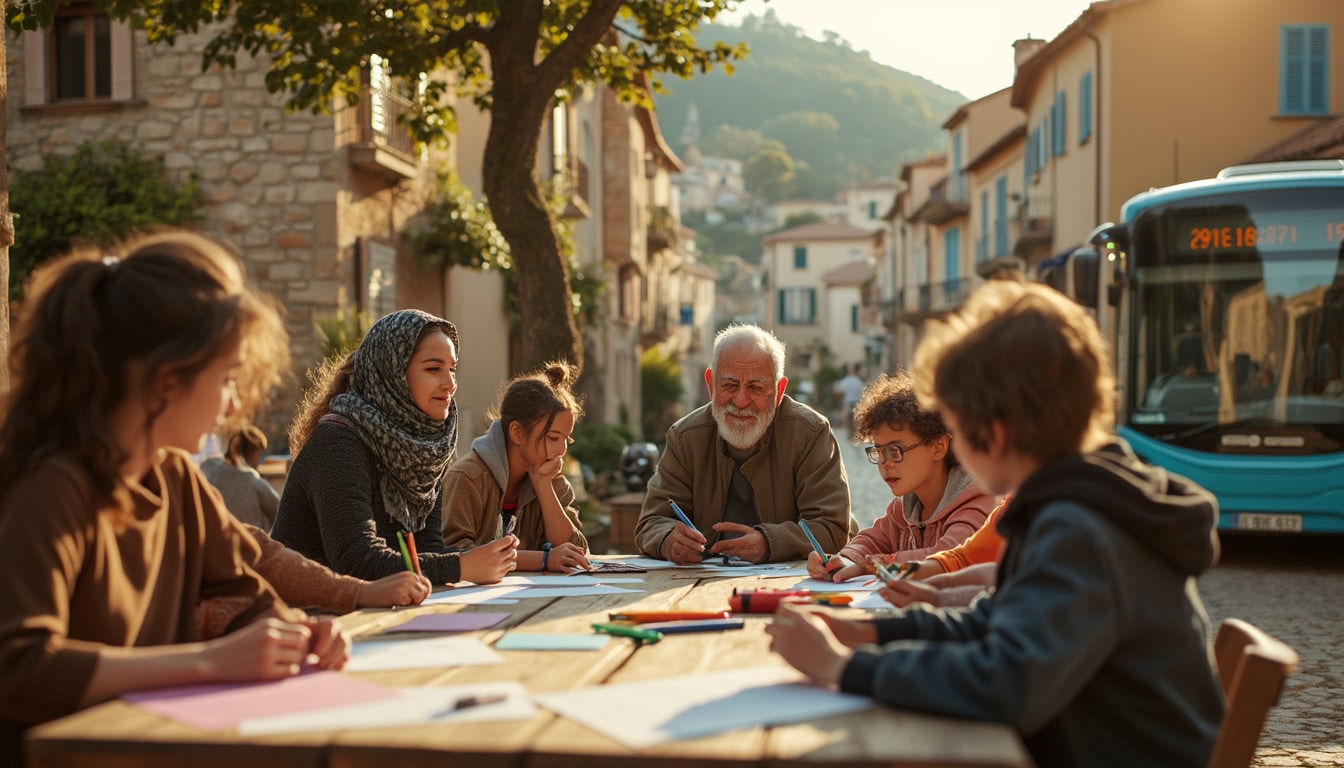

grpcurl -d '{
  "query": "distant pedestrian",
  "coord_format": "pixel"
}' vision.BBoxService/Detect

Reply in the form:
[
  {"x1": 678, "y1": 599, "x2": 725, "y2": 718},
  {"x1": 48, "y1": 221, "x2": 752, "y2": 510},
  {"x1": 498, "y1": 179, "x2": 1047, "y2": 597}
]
[
  {"x1": 200, "y1": 423, "x2": 281, "y2": 531},
  {"x1": 833, "y1": 364, "x2": 865, "y2": 430}
]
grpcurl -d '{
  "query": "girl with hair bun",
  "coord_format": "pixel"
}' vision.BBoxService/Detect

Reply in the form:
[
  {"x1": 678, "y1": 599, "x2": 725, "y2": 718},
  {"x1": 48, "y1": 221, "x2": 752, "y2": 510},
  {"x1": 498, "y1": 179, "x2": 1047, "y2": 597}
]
[
  {"x1": 0, "y1": 231, "x2": 348, "y2": 761},
  {"x1": 441, "y1": 361, "x2": 591, "y2": 573}
]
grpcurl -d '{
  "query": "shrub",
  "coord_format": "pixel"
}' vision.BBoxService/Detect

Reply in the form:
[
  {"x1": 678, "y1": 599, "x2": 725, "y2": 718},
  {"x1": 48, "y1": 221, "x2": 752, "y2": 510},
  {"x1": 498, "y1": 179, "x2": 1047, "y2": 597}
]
[
  {"x1": 9, "y1": 141, "x2": 201, "y2": 300},
  {"x1": 569, "y1": 421, "x2": 634, "y2": 477}
]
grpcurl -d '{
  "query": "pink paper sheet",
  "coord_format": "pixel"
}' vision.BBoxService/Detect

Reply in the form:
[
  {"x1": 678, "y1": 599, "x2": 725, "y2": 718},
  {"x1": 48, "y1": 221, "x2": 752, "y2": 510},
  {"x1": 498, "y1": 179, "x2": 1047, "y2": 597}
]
[{"x1": 123, "y1": 670, "x2": 400, "y2": 730}]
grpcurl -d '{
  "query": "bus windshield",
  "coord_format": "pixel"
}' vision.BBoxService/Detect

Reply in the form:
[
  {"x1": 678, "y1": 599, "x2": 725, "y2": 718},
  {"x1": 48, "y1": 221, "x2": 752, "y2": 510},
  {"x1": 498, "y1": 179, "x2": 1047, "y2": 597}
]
[{"x1": 1125, "y1": 187, "x2": 1344, "y2": 452}]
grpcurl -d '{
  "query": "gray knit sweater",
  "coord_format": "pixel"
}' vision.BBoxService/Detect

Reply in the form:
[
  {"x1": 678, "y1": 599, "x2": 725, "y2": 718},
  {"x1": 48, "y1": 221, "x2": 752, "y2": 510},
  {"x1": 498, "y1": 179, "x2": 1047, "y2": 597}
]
[{"x1": 270, "y1": 420, "x2": 462, "y2": 584}]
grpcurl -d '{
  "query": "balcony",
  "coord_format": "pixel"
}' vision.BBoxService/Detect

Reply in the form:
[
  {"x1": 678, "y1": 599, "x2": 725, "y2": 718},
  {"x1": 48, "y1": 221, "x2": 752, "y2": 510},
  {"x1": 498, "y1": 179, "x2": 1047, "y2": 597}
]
[
  {"x1": 918, "y1": 176, "x2": 969, "y2": 225},
  {"x1": 890, "y1": 277, "x2": 976, "y2": 324},
  {"x1": 647, "y1": 205, "x2": 678, "y2": 253},
  {"x1": 1013, "y1": 192, "x2": 1053, "y2": 254},
  {"x1": 341, "y1": 67, "x2": 418, "y2": 181},
  {"x1": 556, "y1": 158, "x2": 592, "y2": 221},
  {"x1": 641, "y1": 300, "x2": 673, "y2": 345}
]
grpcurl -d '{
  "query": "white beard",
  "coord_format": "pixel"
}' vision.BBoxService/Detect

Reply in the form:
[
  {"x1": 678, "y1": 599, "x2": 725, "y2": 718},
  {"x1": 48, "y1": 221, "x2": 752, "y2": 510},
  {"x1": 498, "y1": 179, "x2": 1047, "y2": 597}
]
[{"x1": 712, "y1": 400, "x2": 776, "y2": 451}]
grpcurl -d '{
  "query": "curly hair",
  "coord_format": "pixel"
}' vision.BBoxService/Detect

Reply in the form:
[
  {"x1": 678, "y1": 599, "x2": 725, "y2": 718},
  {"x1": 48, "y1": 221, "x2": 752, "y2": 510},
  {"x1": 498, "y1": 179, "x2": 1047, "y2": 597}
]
[
  {"x1": 488, "y1": 360, "x2": 585, "y2": 446},
  {"x1": 851, "y1": 371, "x2": 956, "y2": 467}
]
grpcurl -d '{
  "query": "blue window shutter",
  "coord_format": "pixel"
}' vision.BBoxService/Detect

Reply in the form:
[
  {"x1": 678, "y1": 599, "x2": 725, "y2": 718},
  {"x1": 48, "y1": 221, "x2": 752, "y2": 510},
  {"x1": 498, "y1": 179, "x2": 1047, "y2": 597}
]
[
  {"x1": 1283, "y1": 26, "x2": 1305, "y2": 114},
  {"x1": 1281, "y1": 25, "x2": 1327, "y2": 115},
  {"x1": 778, "y1": 289, "x2": 786, "y2": 324},
  {"x1": 794, "y1": 245, "x2": 807, "y2": 269},
  {"x1": 1308, "y1": 26, "x2": 1329, "y2": 114},
  {"x1": 808, "y1": 289, "x2": 816, "y2": 323},
  {"x1": 1056, "y1": 91, "x2": 1067, "y2": 155},
  {"x1": 945, "y1": 228, "x2": 961, "y2": 281},
  {"x1": 995, "y1": 176, "x2": 1009, "y2": 256},
  {"x1": 851, "y1": 304, "x2": 859, "y2": 332},
  {"x1": 1050, "y1": 97, "x2": 1059, "y2": 155},
  {"x1": 1079, "y1": 72, "x2": 1093, "y2": 142}
]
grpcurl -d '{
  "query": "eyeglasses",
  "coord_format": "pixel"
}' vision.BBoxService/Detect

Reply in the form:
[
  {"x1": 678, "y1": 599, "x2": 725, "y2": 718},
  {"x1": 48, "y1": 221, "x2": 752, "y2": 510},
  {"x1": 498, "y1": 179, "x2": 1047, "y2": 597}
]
[{"x1": 864, "y1": 440, "x2": 925, "y2": 464}]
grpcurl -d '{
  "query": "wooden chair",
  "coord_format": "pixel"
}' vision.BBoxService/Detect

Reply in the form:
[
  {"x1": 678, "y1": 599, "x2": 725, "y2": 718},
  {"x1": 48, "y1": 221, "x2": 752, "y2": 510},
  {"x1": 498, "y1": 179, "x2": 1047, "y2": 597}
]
[{"x1": 1208, "y1": 618, "x2": 1300, "y2": 768}]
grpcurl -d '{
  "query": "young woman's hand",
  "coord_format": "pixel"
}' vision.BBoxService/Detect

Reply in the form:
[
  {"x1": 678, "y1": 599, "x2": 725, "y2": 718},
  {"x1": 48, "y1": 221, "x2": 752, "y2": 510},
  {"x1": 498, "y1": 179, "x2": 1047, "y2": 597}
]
[
  {"x1": 527, "y1": 455, "x2": 564, "y2": 488},
  {"x1": 765, "y1": 604, "x2": 852, "y2": 685},
  {"x1": 460, "y1": 534, "x2": 519, "y2": 584},
  {"x1": 545, "y1": 541, "x2": 591, "y2": 572},
  {"x1": 203, "y1": 617, "x2": 314, "y2": 681},
  {"x1": 357, "y1": 572, "x2": 432, "y2": 608},
  {"x1": 301, "y1": 618, "x2": 351, "y2": 670}
]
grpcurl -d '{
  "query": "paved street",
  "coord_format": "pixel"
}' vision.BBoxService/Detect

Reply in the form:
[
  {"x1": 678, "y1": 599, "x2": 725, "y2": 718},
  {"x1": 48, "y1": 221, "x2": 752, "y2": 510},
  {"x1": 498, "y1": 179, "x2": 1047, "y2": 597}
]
[{"x1": 836, "y1": 428, "x2": 1344, "y2": 767}]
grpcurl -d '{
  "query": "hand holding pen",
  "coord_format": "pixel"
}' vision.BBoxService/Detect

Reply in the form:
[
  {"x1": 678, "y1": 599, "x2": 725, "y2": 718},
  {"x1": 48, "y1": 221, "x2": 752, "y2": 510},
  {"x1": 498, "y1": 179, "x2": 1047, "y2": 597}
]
[
  {"x1": 660, "y1": 501, "x2": 707, "y2": 564},
  {"x1": 798, "y1": 520, "x2": 846, "y2": 581}
]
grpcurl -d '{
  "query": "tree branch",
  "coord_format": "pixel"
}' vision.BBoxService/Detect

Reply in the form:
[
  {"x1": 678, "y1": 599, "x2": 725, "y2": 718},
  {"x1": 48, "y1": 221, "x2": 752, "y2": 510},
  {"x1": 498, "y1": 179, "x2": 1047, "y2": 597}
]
[{"x1": 535, "y1": 0, "x2": 625, "y2": 88}]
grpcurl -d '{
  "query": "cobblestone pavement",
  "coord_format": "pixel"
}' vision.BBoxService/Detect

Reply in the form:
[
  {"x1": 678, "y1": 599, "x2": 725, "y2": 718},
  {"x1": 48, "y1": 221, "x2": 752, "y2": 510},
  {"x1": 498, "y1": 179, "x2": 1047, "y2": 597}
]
[{"x1": 836, "y1": 429, "x2": 1344, "y2": 767}]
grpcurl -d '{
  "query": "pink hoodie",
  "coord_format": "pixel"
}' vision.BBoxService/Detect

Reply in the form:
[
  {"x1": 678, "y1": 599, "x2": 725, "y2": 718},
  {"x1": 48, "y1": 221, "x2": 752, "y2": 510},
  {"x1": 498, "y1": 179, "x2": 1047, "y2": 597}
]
[{"x1": 838, "y1": 467, "x2": 995, "y2": 565}]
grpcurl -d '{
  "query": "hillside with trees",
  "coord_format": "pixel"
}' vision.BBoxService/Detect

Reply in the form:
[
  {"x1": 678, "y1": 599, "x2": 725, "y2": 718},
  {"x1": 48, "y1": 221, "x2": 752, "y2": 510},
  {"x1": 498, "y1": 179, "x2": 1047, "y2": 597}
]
[{"x1": 654, "y1": 11, "x2": 967, "y2": 202}]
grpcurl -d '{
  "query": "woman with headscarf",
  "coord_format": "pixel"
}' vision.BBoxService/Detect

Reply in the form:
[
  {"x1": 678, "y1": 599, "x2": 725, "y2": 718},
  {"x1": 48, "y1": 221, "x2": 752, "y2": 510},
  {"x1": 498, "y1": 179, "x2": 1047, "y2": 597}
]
[{"x1": 271, "y1": 310, "x2": 517, "y2": 584}]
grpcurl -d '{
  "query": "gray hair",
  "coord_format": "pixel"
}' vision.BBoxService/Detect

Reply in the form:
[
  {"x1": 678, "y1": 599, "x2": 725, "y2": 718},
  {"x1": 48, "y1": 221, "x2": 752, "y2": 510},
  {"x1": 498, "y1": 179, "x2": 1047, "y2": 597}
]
[{"x1": 711, "y1": 324, "x2": 786, "y2": 380}]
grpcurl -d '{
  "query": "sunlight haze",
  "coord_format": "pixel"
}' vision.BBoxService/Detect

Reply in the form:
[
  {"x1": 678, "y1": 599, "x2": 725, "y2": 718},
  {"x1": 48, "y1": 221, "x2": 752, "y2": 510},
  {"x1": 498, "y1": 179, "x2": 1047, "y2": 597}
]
[{"x1": 718, "y1": 0, "x2": 1097, "y2": 99}]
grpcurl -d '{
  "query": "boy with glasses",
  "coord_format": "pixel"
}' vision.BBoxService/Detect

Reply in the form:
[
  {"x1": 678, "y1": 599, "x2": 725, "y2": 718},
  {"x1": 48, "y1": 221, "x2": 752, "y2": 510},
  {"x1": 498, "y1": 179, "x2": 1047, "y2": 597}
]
[{"x1": 807, "y1": 371, "x2": 994, "y2": 583}]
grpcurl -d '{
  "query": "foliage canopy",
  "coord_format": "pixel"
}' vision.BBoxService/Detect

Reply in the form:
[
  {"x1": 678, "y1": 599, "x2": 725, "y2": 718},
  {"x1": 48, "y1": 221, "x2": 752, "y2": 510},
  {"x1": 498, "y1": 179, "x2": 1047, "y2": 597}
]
[{"x1": 8, "y1": 0, "x2": 751, "y2": 373}]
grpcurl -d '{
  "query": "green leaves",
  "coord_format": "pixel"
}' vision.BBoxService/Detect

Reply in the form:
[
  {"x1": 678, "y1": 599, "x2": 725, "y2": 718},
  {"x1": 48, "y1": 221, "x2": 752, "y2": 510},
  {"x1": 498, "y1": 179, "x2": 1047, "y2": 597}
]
[{"x1": 8, "y1": 141, "x2": 202, "y2": 300}]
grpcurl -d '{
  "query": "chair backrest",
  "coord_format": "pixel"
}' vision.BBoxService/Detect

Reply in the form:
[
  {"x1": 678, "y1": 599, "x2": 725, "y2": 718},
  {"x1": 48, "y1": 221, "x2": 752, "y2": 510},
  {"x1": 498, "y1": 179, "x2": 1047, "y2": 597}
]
[{"x1": 1208, "y1": 618, "x2": 1300, "y2": 768}]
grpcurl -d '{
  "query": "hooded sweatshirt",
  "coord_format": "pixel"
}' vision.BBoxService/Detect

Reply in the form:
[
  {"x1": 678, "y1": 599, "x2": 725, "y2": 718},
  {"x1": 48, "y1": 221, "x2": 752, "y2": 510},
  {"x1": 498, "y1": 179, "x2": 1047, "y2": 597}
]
[
  {"x1": 839, "y1": 439, "x2": 1224, "y2": 768},
  {"x1": 837, "y1": 466, "x2": 994, "y2": 565},
  {"x1": 440, "y1": 421, "x2": 587, "y2": 552}
]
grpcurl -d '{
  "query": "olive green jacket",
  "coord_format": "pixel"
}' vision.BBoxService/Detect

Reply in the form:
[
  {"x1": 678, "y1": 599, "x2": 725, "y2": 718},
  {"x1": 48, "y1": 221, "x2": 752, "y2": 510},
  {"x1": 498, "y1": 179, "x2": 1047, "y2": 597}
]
[{"x1": 634, "y1": 396, "x2": 855, "y2": 561}]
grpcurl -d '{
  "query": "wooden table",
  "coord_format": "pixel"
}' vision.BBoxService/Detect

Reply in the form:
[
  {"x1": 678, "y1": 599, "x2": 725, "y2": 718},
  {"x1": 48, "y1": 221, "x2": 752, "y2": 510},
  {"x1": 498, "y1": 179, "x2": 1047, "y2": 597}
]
[{"x1": 25, "y1": 565, "x2": 1033, "y2": 768}]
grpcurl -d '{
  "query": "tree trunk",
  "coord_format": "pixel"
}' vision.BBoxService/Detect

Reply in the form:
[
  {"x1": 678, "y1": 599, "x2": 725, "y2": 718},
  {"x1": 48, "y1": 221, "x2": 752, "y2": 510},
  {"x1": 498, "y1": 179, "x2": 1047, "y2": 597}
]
[
  {"x1": 482, "y1": 41, "x2": 582, "y2": 375},
  {"x1": 1, "y1": 5, "x2": 11, "y2": 393}
]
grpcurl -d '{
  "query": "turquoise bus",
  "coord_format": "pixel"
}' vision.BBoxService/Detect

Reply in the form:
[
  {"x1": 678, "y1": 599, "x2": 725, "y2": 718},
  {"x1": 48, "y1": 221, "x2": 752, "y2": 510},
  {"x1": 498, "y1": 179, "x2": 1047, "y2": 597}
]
[{"x1": 1055, "y1": 160, "x2": 1344, "y2": 533}]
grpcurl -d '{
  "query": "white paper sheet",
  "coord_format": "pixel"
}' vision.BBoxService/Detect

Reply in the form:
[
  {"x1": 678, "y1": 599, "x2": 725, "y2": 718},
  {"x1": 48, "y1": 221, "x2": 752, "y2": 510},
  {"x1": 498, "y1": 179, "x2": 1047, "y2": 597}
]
[
  {"x1": 788, "y1": 576, "x2": 882, "y2": 592},
  {"x1": 532, "y1": 666, "x2": 872, "y2": 748},
  {"x1": 493, "y1": 574, "x2": 646, "y2": 586},
  {"x1": 498, "y1": 584, "x2": 646, "y2": 599},
  {"x1": 238, "y1": 681, "x2": 536, "y2": 735},
  {"x1": 423, "y1": 586, "x2": 529, "y2": 605},
  {"x1": 346, "y1": 635, "x2": 504, "y2": 671},
  {"x1": 850, "y1": 590, "x2": 899, "y2": 610}
]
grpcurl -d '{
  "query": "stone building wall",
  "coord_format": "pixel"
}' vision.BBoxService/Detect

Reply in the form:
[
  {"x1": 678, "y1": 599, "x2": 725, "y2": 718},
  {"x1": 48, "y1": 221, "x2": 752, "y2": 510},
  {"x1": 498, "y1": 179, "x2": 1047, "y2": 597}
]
[{"x1": 6, "y1": 23, "x2": 446, "y2": 443}]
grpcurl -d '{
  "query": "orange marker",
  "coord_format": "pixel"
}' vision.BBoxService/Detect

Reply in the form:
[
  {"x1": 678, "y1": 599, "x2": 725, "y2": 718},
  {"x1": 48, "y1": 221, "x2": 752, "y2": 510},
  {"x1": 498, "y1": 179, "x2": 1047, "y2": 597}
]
[{"x1": 404, "y1": 531, "x2": 423, "y2": 577}]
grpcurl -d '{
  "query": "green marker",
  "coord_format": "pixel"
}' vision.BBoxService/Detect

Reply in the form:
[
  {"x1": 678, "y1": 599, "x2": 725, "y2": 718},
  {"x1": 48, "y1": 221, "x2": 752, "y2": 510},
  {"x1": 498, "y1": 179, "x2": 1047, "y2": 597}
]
[
  {"x1": 591, "y1": 622, "x2": 664, "y2": 644},
  {"x1": 395, "y1": 530, "x2": 415, "y2": 573}
]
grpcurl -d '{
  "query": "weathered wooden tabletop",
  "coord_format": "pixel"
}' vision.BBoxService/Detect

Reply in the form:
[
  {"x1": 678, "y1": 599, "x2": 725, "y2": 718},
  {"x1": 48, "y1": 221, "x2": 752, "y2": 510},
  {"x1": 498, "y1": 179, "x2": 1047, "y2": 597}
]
[{"x1": 26, "y1": 564, "x2": 1032, "y2": 768}]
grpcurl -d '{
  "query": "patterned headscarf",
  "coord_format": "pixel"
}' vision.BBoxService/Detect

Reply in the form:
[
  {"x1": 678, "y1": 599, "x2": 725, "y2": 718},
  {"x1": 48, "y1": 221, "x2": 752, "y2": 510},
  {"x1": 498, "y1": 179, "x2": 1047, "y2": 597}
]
[{"x1": 329, "y1": 309, "x2": 459, "y2": 532}]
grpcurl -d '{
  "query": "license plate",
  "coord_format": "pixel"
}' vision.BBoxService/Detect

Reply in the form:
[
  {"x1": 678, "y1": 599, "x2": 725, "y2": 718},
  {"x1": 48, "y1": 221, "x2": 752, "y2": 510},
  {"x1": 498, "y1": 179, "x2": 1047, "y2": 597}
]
[{"x1": 1236, "y1": 513, "x2": 1303, "y2": 532}]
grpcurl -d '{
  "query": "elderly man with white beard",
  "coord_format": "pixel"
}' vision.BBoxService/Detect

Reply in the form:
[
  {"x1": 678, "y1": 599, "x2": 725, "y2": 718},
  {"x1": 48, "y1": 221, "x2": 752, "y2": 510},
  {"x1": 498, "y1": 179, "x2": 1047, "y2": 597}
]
[{"x1": 634, "y1": 325, "x2": 856, "y2": 564}]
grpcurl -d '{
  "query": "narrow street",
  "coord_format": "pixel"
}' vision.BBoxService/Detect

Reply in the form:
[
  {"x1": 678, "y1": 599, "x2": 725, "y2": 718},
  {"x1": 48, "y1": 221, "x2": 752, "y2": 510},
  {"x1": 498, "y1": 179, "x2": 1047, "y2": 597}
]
[{"x1": 836, "y1": 428, "x2": 1344, "y2": 767}]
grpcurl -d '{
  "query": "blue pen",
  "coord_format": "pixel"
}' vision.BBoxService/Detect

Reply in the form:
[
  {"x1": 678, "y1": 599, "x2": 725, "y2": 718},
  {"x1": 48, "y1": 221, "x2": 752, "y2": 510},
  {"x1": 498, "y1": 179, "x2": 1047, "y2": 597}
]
[
  {"x1": 797, "y1": 519, "x2": 830, "y2": 565},
  {"x1": 669, "y1": 500, "x2": 695, "y2": 528}
]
